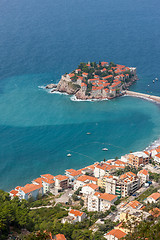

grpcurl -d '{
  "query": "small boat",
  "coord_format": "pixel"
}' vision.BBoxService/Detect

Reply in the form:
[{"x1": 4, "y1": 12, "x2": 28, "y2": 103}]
[
  {"x1": 86, "y1": 132, "x2": 91, "y2": 135},
  {"x1": 153, "y1": 80, "x2": 155, "y2": 83},
  {"x1": 148, "y1": 85, "x2": 150, "y2": 87},
  {"x1": 67, "y1": 153, "x2": 72, "y2": 157},
  {"x1": 102, "y1": 148, "x2": 108, "y2": 151},
  {"x1": 155, "y1": 78, "x2": 158, "y2": 81}
]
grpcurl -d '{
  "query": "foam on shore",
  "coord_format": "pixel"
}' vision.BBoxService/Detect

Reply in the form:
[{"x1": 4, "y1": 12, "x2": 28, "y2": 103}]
[
  {"x1": 145, "y1": 138, "x2": 160, "y2": 151},
  {"x1": 70, "y1": 95, "x2": 109, "y2": 102}
]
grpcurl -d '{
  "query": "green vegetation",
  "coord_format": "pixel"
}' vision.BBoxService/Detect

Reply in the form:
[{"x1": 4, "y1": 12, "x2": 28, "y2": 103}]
[
  {"x1": 68, "y1": 82, "x2": 81, "y2": 91},
  {"x1": 149, "y1": 172, "x2": 160, "y2": 183},
  {"x1": 114, "y1": 165, "x2": 142, "y2": 176},
  {"x1": 136, "y1": 186, "x2": 158, "y2": 202},
  {"x1": 124, "y1": 219, "x2": 160, "y2": 240}
]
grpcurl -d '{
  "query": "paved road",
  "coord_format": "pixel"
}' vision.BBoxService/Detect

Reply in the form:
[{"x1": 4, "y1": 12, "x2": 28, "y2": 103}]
[{"x1": 55, "y1": 189, "x2": 74, "y2": 204}]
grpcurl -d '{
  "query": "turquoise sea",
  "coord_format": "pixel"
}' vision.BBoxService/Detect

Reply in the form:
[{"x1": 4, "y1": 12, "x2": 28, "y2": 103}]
[{"x1": 0, "y1": 0, "x2": 160, "y2": 191}]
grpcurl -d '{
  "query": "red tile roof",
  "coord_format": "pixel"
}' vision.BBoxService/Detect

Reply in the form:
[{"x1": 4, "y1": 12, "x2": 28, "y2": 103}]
[
  {"x1": 69, "y1": 209, "x2": 84, "y2": 217},
  {"x1": 10, "y1": 190, "x2": 19, "y2": 197},
  {"x1": 55, "y1": 175, "x2": 69, "y2": 181},
  {"x1": 106, "y1": 229, "x2": 126, "y2": 239},
  {"x1": 94, "y1": 192, "x2": 117, "y2": 202},
  {"x1": 41, "y1": 174, "x2": 54, "y2": 180},
  {"x1": 148, "y1": 192, "x2": 160, "y2": 201},
  {"x1": 77, "y1": 175, "x2": 97, "y2": 183},
  {"x1": 20, "y1": 183, "x2": 42, "y2": 194},
  {"x1": 83, "y1": 183, "x2": 99, "y2": 190},
  {"x1": 138, "y1": 169, "x2": 149, "y2": 176},
  {"x1": 55, "y1": 234, "x2": 66, "y2": 240}
]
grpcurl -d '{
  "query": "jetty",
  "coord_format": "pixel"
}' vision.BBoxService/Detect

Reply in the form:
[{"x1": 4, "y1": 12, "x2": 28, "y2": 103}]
[{"x1": 124, "y1": 90, "x2": 160, "y2": 103}]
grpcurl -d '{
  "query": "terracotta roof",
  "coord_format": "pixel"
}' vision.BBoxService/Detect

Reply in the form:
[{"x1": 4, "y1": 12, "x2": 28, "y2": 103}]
[
  {"x1": 77, "y1": 175, "x2": 97, "y2": 183},
  {"x1": 55, "y1": 234, "x2": 66, "y2": 240},
  {"x1": 94, "y1": 192, "x2": 117, "y2": 202},
  {"x1": 127, "y1": 200, "x2": 142, "y2": 209},
  {"x1": 20, "y1": 183, "x2": 42, "y2": 194},
  {"x1": 33, "y1": 177, "x2": 43, "y2": 184},
  {"x1": 106, "y1": 229, "x2": 126, "y2": 239},
  {"x1": 66, "y1": 169, "x2": 82, "y2": 177},
  {"x1": 10, "y1": 190, "x2": 19, "y2": 197},
  {"x1": 149, "y1": 208, "x2": 160, "y2": 217},
  {"x1": 81, "y1": 82, "x2": 87, "y2": 87},
  {"x1": 83, "y1": 183, "x2": 99, "y2": 190},
  {"x1": 96, "y1": 163, "x2": 108, "y2": 170},
  {"x1": 69, "y1": 209, "x2": 84, "y2": 217},
  {"x1": 103, "y1": 75, "x2": 113, "y2": 79},
  {"x1": 138, "y1": 169, "x2": 149, "y2": 176},
  {"x1": 83, "y1": 72, "x2": 88, "y2": 76},
  {"x1": 15, "y1": 186, "x2": 21, "y2": 190},
  {"x1": 148, "y1": 192, "x2": 160, "y2": 201},
  {"x1": 101, "y1": 62, "x2": 109, "y2": 66},
  {"x1": 77, "y1": 76, "x2": 83, "y2": 80},
  {"x1": 120, "y1": 172, "x2": 136, "y2": 180},
  {"x1": 155, "y1": 153, "x2": 160, "y2": 158},
  {"x1": 42, "y1": 178, "x2": 55, "y2": 184},
  {"x1": 55, "y1": 175, "x2": 69, "y2": 181},
  {"x1": 111, "y1": 81, "x2": 121, "y2": 88},
  {"x1": 41, "y1": 174, "x2": 54, "y2": 180},
  {"x1": 68, "y1": 73, "x2": 75, "y2": 78}
]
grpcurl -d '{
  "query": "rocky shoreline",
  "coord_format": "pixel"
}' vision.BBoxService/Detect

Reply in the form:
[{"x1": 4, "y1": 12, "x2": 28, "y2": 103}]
[{"x1": 45, "y1": 61, "x2": 138, "y2": 100}]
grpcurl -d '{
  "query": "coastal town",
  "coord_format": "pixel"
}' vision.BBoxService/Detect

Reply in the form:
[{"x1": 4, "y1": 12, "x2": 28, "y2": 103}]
[
  {"x1": 8, "y1": 145, "x2": 160, "y2": 239},
  {"x1": 46, "y1": 61, "x2": 138, "y2": 100}
]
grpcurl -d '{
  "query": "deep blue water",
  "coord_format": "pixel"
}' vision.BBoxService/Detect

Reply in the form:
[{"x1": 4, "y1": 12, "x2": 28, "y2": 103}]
[{"x1": 0, "y1": 0, "x2": 160, "y2": 191}]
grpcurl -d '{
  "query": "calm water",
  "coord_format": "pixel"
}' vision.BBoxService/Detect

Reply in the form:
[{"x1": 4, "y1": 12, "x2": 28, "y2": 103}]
[{"x1": 0, "y1": 0, "x2": 160, "y2": 191}]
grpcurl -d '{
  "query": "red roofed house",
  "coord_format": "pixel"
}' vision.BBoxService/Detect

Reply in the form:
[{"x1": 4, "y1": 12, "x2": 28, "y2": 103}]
[
  {"x1": 9, "y1": 189, "x2": 19, "y2": 199},
  {"x1": 65, "y1": 169, "x2": 82, "y2": 183},
  {"x1": 81, "y1": 82, "x2": 87, "y2": 91},
  {"x1": 81, "y1": 183, "x2": 99, "y2": 196},
  {"x1": 104, "y1": 229, "x2": 126, "y2": 240},
  {"x1": 62, "y1": 209, "x2": 87, "y2": 224},
  {"x1": 41, "y1": 174, "x2": 55, "y2": 193},
  {"x1": 154, "y1": 153, "x2": 160, "y2": 163},
  {"x1": 54, "y1": 175, "x2": 69, "y2": 190},
  {"x1": 82, "y1": 72, "x2": 88, "y2": 78},
  {"x1": 18, "y1": 183, "x2": 43, "y2": 200},
  {"x1": 149, "y1": 208, "x2": 160, "y2": 218},
  {"x1": 101, "y1": 62, "x2": 109, "y2": 67},
  {"x1": 94, "y1": 163, "x2": 108, "y2": 178},
  {"x1": 69, "y1": 209, "x2": 87, "y2": 222},
  {"x1": 74, "y1": 175, "x2": 98, "y2": 190},
  {"x1": 145, "y1": 192, "x2": 160, "y2": 204},
  {"x1": 53, "y1": 234, "x2": 66, "y2": 240},
  {"x1": 137, "y1": 169, "x2": 149, "y2": 186},
  {"x1": 88, "y1": 192, "x2": 118, "y2": 212}
]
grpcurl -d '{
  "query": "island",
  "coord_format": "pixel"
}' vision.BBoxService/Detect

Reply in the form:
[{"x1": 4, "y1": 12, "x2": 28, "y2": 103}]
[{"x1": 46, "y1": 61, "x2": 138, "y2": 100}]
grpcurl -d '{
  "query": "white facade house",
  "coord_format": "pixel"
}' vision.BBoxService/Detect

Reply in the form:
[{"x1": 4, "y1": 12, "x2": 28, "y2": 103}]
[
  {"x1": 81, "y1": 183, "x2": 99, "y2": 196},
  {"x1": 68, "y1": 209, "x2": 87, "y2": 222},
  {"x1": 88, "y1": 192, "x2": 118, "y2": 212},
  {"x1": 144, "y1": 192, "x2": 160, "y2": 204},
  {"x1": 74, "y1": 175, "x2": 98, "y2": 190},
  {"x1": 18, "y1": 184, "x2": 43, "y2": 200},
  {"x1": 154, "y1": 153, "x2": 160, "y2": 163},
  {"x1": 94, "y1": 163, "x2": 107, "y2": 178},
  {"x1": 137, "y1": 169, "x2": 149, "y2": 186},
  {"x1": 104, "y1": 229, "x2": 126, "y2": 240}
]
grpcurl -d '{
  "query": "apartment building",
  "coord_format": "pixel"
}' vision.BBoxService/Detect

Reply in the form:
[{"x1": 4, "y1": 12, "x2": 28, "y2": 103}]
[{"x1": 105, "y1": 172, "x2": 140, "y2": 198}]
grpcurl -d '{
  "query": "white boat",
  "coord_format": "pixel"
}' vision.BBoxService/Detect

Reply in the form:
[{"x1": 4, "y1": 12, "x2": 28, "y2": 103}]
[
  {"x1": 86, "y1": 132, "x2": 91, "y2": 135},
  {"x1": 67, "y1": 153, "x2": 72, "y2": 157},
  {"x1": 155, "y1": 78, "x2": 158, "y2": 81},
  {"x1": 153, "y1": 80, "x2": 155, "y2": 83},
  {"x1": 102, "y1": 148, "x2": 108, "y2": 151}
]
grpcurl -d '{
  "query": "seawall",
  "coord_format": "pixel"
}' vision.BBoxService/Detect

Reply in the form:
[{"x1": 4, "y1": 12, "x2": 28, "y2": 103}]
[{"x1": 124, "y1": 90, "x2": 160, "y2": 104}]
